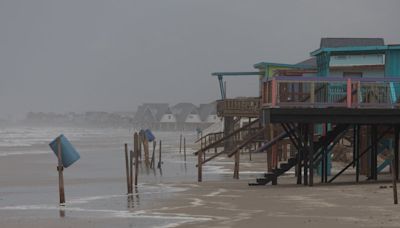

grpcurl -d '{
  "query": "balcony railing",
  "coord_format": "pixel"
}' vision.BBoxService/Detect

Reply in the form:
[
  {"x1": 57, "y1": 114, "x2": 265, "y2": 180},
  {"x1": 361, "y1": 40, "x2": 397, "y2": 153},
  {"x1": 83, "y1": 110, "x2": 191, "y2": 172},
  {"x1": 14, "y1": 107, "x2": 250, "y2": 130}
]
[
  {"x1": 262, "y1": 76, "x2": 400, "y2": 108},
  {"x1": 217, "y1": 97, "x2": 261, "y2": 117}
]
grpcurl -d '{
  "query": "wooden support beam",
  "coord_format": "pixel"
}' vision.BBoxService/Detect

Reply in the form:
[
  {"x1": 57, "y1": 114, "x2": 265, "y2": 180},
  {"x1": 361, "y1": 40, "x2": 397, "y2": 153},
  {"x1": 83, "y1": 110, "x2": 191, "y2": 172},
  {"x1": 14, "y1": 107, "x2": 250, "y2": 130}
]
[
  {"x1": 303, "y1": 124, "x2": 308, "y2": 186},
  {"x1": 395, "y1": 126, "x2": 399, "y2": 181},
  {"x1": 309, "y1": 124, "x2": 314, "y2": 187},
  {"x1": 328, "y1": 126, "x2": 392, "y2": 183},
  {"x1": 371, "y1": 125, "x2": 378, "y2": 180},
  {"x1": 355, "y1": 124, "x2": 360, "y2": 183}
]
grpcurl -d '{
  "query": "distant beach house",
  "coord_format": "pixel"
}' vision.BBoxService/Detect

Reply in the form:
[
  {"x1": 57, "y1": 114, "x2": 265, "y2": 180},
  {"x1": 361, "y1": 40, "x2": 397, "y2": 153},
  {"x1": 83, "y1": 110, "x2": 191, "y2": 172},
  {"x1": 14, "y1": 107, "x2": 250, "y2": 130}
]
[
  {"x1": 133, "y1": 102, "x2": 219, "y2": 131},
  {"x1": 133, "y1": 103, "x2": 169, "y2": 129},
  {"x1": 171, "y1": 103, "x2": 202, "y2": 131},
  {"x1": 199, "y1": 102, "x2": 219, "y2": 123},
  {"x1": 159, "y1": 107, "x2": 177, "y2": 130}
]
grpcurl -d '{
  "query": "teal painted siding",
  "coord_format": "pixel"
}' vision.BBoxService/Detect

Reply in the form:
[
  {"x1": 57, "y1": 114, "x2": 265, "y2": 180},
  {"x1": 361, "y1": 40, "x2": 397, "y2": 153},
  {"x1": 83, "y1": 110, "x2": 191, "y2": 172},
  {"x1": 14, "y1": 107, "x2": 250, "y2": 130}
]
[
  {"x1": 385, "y1": 50, "x2": 400, "y2": 76},
  {"x1": 330, "y1": 54, "x2": 384, "y2": 66}
]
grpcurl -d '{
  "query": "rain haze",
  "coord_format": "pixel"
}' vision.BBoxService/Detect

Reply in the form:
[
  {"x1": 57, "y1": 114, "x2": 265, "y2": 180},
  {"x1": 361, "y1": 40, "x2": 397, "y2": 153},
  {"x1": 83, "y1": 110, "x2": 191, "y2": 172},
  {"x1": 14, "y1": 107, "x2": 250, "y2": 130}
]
[{"x1": 0, "y1": 0, "x2": 399, "y2": 119}]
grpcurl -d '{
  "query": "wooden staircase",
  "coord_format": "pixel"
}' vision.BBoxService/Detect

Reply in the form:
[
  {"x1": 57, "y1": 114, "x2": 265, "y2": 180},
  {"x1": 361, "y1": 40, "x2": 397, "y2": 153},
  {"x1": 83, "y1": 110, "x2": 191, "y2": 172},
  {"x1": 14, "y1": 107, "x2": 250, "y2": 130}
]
[{"x1": 249, "y1": 124, "x2": 350, "y2": 186}]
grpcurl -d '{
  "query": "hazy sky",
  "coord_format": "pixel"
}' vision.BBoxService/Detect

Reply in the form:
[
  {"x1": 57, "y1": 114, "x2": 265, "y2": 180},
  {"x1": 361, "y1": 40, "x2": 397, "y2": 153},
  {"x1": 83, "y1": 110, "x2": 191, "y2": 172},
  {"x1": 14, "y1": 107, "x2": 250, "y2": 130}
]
[{"x1": 0, "y1": 0, "x2": 399, "y2": 118}]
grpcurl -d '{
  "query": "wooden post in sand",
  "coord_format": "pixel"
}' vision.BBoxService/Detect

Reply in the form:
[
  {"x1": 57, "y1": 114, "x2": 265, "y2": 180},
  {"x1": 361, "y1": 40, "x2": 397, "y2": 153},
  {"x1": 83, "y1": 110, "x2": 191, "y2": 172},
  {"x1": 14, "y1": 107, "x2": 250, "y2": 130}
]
[
  {"x1": 184, "y1": 137, "x2": 187, "y2": 162},
  {"x1": 150, "y1": 141, "x2": 156, "y2": 168},
  {"x1": 134, "y1": 132, "x2": 139, "y2": 186},
  {"x1": 157, "y1": 140, "x2": 162, "y2": 169},
  {"x1": 198, "y1": 149, "x2": 203, "y2": 182},
  {"x1": 129, "y1": 149, "x2": 133, "y2": 191},
  {"x1": 125, "y1": 143, "x2": 132, "y2": 194},
  {"x1": 179, "y1": 134, "x2": 182, "y2": 154},
  {"x1": 143, "y1": 136, "x2": 150, "y2": 167},
  {"x1": 57, "y1": 137, "x2": 65, "y2": 204},
  {"x1": 233, "y1": 151, "x2": 240, "y2": 179}
]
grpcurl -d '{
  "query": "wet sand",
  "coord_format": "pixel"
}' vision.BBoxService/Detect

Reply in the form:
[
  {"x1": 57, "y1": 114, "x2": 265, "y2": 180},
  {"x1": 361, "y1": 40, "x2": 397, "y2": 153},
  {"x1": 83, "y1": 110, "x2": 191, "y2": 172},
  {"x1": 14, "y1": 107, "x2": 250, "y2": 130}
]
[{"x1": 0, "y1": 128, "x2": 400, "y2": 227}]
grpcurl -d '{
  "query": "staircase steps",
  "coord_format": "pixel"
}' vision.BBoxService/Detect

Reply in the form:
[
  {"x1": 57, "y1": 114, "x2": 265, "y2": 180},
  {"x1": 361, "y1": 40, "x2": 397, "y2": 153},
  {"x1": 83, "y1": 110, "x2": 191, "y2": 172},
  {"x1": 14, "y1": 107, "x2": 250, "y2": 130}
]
[{"x1": 249, "y1": 124, "x2": 349, "y2": 186}]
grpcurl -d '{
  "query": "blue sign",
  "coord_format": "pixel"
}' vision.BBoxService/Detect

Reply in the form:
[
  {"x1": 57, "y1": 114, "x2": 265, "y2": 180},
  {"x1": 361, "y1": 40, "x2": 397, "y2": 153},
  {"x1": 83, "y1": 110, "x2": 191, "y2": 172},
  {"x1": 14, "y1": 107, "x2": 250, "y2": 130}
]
[{"x1": 49, "y1": 134, "x2": 80, "y2": 168}]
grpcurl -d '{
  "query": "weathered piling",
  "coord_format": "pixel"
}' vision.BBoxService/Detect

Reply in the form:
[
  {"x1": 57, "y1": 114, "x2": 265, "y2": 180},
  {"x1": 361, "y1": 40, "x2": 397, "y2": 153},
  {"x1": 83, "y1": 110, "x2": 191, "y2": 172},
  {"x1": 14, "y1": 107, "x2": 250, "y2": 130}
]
[
  {"x1": 157, "y1": 140, "x2": 162, "y2": 169},
  {"x1": 198, "y1": 150, "x2": 203, "y2": 182},
  {"x1": 129, "y1": 150, "x2": 133, "y2": 191},
  {"x1": 179, "y1": 134, "x2": 182, "y2": 153},
  {"x1": 150, "y1": 141, "x2": 156, "y2": 168},
  {"x1": 143, "y1": 136, "x2": 150, "y2": 167},
  {"x1": 233, "y1": 150, "x2": 240, "y2": 179},
  {"x1": 57, "y1": 137, "x2": 65, "y2": 204},
  {"x1": 184, "y1": 137, "x2": 186, "y2": 162},
  {"x1": 134, "y1": 132, "x2": 139, "y2": 186},
  {"x1": 124, "y1": 143, "x2": 132, "y2": 194}
]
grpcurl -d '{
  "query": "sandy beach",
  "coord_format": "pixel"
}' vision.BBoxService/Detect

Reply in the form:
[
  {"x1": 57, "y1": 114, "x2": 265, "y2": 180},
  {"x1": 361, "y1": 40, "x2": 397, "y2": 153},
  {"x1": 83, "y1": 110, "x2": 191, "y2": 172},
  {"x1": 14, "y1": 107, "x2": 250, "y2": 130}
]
[{"x1": 0, "y1": 127, "x2": 399, "y2": 228}]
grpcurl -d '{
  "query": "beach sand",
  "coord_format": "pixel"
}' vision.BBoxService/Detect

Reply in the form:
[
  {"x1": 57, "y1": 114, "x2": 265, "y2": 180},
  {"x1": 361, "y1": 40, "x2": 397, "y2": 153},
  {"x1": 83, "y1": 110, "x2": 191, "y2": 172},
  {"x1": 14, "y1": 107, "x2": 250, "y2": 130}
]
[{"x1": 0, "y1": 127, "x2": 399, "y2": 227}]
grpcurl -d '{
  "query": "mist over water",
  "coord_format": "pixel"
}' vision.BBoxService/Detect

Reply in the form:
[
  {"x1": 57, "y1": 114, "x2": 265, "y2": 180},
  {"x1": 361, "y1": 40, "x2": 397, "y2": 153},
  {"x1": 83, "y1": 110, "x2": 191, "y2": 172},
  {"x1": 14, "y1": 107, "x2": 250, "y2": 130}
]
[{"x1": 0, "y1": 0, "x2": 399, "y2": 119}]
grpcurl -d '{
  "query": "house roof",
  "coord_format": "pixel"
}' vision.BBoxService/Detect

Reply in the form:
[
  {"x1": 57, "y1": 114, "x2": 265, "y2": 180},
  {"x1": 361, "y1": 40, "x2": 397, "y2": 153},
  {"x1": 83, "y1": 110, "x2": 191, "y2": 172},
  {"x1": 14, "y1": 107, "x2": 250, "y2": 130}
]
[
  {"x1": 198, "y1": 102, "x2": 217, "y2": 121},
  {"x1": 311, "y1": 44, "x2": 400, "y2": 56},
  {"x1": 171, "y1": 103, "x2": 199, "y2": 123},
  {"x1": 295, "y1": 57, "x2": 317, "y2": 68},
  {"x1": 133, "y1": 103, "x2": 169, "y2": 122},
  {"x1": 320, "y1": 38, "x2": 384, "y2": 48}
]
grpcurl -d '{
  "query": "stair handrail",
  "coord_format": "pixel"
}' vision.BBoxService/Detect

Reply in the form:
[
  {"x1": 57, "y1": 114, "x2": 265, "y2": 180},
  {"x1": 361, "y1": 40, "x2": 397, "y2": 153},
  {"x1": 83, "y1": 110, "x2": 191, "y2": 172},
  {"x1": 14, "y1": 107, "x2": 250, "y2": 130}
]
[{"x1": 194, "y1": 118, "x2": 259, "y2": 155}]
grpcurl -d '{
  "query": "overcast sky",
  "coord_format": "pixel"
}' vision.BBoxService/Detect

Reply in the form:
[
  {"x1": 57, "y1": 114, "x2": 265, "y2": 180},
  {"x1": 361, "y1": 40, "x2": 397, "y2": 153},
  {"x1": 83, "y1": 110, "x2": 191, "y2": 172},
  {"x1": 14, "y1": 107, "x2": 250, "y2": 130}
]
[{"x1": 0, "y1": 0, "x2": 399, "y2": 118}]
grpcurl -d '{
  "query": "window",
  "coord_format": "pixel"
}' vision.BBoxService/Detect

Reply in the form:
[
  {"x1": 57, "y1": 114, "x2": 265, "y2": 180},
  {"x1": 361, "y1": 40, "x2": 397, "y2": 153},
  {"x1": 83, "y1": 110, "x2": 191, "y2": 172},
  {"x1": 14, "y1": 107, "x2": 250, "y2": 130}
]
[
  {"x1": 334, "y1": 55, "x2": 347, "y2": 60},
  {"x1": 343, "y1": 72, "x2": 363, "y2": 78}
]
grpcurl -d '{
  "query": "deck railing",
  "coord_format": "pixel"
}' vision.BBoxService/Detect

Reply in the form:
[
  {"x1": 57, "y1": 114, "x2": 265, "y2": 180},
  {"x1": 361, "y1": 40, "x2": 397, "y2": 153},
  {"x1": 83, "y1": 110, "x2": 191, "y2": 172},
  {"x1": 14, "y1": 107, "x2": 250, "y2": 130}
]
[
  {"x1": 217, "y1": 97, "x2": 261, "y2": 117},
  {"x1": 262, "y1": 76, "x2": 400, "y2": 108}
]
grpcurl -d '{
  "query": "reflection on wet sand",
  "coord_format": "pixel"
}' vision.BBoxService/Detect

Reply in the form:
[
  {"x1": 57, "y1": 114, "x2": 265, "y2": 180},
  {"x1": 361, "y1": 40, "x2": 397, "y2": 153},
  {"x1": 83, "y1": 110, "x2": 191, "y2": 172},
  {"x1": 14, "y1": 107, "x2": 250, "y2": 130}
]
[{"x1": 127, "y1": 187, "x2": 140, "y2": 209}]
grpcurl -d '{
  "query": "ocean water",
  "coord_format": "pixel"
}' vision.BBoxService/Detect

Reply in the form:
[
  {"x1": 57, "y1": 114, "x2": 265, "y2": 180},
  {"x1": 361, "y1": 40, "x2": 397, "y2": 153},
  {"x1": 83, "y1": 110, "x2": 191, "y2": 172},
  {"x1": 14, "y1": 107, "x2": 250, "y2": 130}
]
[{"x1": 0, "y1": 127, "x2": 232, "y2": 227}]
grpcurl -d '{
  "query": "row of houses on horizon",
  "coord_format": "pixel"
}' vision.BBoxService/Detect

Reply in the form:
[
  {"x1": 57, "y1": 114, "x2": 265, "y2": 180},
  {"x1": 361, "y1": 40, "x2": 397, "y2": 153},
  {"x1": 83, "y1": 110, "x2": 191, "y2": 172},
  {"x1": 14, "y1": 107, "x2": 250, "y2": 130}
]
[{"x1": 133, "y1": 102, "x2": 220, "y2": 131}]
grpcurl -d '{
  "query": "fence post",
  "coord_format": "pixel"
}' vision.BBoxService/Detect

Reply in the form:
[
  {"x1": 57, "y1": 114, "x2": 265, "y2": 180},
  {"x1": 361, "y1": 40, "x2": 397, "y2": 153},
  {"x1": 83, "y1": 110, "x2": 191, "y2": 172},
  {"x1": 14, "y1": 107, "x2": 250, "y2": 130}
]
[
  {"x1": 271, "y1": 78, "x2": 277, "y2": 107},
  {"x1": 347, "y1": 78, "x2": 352, "y2": 108},
  {"x1": 310, "y1": 82, "x2": 315, "y2": 105}
]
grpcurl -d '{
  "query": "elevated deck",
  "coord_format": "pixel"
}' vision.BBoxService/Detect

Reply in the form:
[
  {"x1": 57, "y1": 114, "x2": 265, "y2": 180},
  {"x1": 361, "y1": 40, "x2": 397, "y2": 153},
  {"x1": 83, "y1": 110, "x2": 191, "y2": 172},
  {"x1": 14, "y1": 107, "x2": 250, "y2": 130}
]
[
  {"x1": 217, "y1": 97, "x2": 260, "y2": 118},
  {"x1": 262, "y1": 76, "x2": 400, "y2": 124}
]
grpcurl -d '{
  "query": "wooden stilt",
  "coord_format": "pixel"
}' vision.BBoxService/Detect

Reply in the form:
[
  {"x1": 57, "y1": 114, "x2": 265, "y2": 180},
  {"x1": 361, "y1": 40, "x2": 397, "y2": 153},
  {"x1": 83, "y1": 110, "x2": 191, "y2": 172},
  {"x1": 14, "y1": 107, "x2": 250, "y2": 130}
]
[
  {"x1": 355, "y1": 124, "x2": 360, "y2": 183},
  {"x1": 393, "y1": 159, "x2": 398, "y2": 204},
  {"x1": 371, "y1": 125, "x2": 378, "y2": 180},
  {"x1": 309, "y1": 124, "x2": 314, "y2": 187},
  {"x1": 395, "y1": 126, "x2": 399, "y2": 181},
  {"x1": 303, "y1": 124, "x2": 308, "y2": 186}
]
